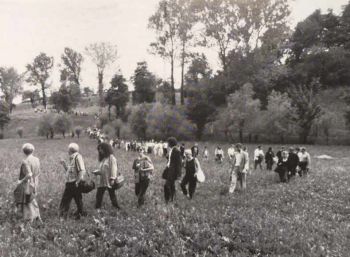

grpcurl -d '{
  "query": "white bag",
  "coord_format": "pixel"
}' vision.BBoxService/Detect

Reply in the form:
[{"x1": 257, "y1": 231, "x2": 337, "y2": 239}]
[{"x1": 195, "y1": 159, "x2": 205, "y2": 183}]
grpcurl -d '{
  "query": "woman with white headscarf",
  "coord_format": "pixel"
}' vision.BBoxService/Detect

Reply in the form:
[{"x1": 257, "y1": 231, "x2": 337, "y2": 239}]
[{"x1": 15, "y1": 143, "x2": 41, "y2": 223}]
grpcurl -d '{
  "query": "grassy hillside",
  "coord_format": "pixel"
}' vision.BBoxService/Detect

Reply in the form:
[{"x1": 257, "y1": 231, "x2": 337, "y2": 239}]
[{"x1": 0, "y1": 138, "x2": 349, "y2": 256}]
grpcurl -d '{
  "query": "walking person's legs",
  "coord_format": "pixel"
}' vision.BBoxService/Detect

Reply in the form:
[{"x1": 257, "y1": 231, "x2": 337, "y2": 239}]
[
  {"x1": 138, "y1": 178, "x2": 149, "y2": 207},
  {"x1": 107, "y1": 188, "x2": 120, "y2": 209},
  {"x1": 59, "y1": 182, "x2": 74, "y2": 218},
  {"x1": 188, "y1": 178, "x2": 197, "y2": 199},
  {"x1": 181, "y1": 176, "x2": 189, "y2": 197},
  {"x1": 95, "y1": 187, "x2": 106, "y2": 209},
  {"x1": 229, "y1": 168, "x2": 238, "y2": 194}
]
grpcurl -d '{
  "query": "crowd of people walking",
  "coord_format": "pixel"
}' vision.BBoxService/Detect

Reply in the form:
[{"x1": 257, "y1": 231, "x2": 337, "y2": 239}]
[{"x1": 14, "y1": 137, "x2": 311, "y2": 224}]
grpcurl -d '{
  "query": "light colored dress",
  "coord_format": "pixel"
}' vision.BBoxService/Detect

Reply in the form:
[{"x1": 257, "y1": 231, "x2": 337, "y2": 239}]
[
  {"x1": 17, "y1": 154, "x2": 41, "y2": 222},
  {"x1": 97, "y1": 155, "x2": 118, "y2": 188}
]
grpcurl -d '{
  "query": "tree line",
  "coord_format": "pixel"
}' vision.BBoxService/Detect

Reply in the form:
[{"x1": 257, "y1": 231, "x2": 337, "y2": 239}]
[{"x1": 1, "y1": 0, "x2": 350, "y2": 144}]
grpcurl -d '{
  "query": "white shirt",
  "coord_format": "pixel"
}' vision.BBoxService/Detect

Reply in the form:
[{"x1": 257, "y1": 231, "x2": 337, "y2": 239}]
[
  {"x1": 233, "y1": 151, "x2": 243, "y2": 166},
  {"x1": 227, "y1": 147, "x2": 235, "y2": 159},
  {"x1": 299, "y1": 152, "x2": 311, "y2": 164},
  {"x1": 254, "y1": 149, "x2": 264, "y2": 160},
  {"x1": 167, "y1": 147, "x2": 173, "y2": 168},
  {"x1": 215, "y1": 149, "x2": 224, "y2": 156}
]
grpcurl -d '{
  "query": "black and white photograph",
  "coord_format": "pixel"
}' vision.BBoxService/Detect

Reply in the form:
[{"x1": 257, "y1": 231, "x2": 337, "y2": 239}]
[{"x1": 0, "y1": 0, "x2": 349, "y2": 256}]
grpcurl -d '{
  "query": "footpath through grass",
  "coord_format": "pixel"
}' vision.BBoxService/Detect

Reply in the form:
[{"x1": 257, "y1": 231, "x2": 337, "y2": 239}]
[{"x1": 0, "y1": 137, "x2": 349, "y2": 257}]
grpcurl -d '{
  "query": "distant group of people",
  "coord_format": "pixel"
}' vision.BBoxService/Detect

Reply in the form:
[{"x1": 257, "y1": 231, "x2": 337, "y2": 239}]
[{"x1": 13, "y1": 137, "x2": 312, "y2": 224}]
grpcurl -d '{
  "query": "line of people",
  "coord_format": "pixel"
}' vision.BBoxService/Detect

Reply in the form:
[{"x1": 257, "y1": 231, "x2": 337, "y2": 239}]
[{"x1": 13, "y1": 139, "x2": 311, "y2": 224}]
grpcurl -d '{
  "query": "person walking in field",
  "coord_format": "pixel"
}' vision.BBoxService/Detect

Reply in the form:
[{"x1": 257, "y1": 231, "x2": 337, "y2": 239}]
[
  {"x1": 92, "y1": 143, "x2": 121, "y2": 210},
  {"x1": 276, "y1": 146, "x2": 285, "y2": 163},
  {"x1": 215, "y1": 146, "x2": 224, "y2": 163},
  {"x1": 227, "y1": 144, "x2": 235, "y2": 161},
  {"x1": 15, "y1": 143, "x2": 42, "y2": 223},
  {"x1": 203, "y1": 146, "x2": 209, "y2": 161},
  {"x1": 59, "y1": 143, "x2": 86, "y2": 220},
  {"x1": 191, "y1": 143, "x2": 199, "y2": 158},
  {"x1": 229, "y1": 143, "x2": 248, "y2": 193},
  {"x1": 287, "y1": 147, "x2": 299, "y2": 179},
  {"x1": 275, "y1": 151, "x2": 289, "y2": 183},
  {"x1": 254, "y1": 146, "x2": 264, "y2": 170},
  {"x1": 181, "y1": 149, "x2": 200, "y2": 199},
  {"x1": 265, "y1": 147, "x2": 275, "y2": 171},
  {"x1": 242, "y1": 145, "x2": 250, "y2": 175},
  {"x1": 298, "y1": 147, "x2": 311, "y2": 177},
  {"x1": 163, "y1": 137, "x2": 182, "y2": 204},
  {"x1": 132, "y1": 148, "x2": 154, "y2": 207}
]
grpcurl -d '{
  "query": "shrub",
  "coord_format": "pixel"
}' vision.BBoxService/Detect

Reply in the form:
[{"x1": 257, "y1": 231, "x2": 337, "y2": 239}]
[
  {"x1": 129, "y1": 103, "x2": 151, "y2": 139},
  {"x1": 146, "y1": 103, "x2": 195, "y2": 140},
  {"x1": 75, "y1": 126, "x2": 83, "y2": 139},
  {"x1": 16, "y1": 127, "x2": 24, "y2": 138},
  {"x1": 53, "y1": 114, "x2": 73, "y2": 138},
  {"x1": 37, "y1": 114, "x2": 55, "y2": 139},
  {"x1": 102, "y1": 124, "x2": 115, "y2": 138}
]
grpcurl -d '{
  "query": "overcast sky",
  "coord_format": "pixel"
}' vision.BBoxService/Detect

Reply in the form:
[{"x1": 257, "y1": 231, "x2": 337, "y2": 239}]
[{"x1": 0, "y1": 0, "x2": 348, "y2": 96}]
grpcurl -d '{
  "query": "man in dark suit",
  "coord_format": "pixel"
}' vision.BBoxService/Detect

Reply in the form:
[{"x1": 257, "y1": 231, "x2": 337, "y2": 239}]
[
  {"x1": 163, "y1": 137, "x2": 182, "y2": 203},
  {"x1": 287, "y1": 147, "x2": 299, "y2": 179}
]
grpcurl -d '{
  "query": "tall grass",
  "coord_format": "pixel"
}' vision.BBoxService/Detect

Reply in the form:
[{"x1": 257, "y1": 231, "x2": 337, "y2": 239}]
[{"x1": 0, "y1": 138, "x2": 349, "y2": 256}]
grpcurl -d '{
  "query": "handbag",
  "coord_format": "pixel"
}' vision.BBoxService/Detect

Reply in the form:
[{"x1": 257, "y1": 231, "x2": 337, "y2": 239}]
[
  {"x1": 78, "y1": 176, "x2": 95, "y2": 193},
  {"x1": 162, "y1": 167, "x2": 169, "y2": 180},
  {"x1": 75, "y1": 156, "x2": 95, "y2": 194},
  {"x1": 112, "y1": 175, "x2": 125, "y2": 190},
  {"x1": 194, "y1": 159, "x2": 205, "y2": 183}
]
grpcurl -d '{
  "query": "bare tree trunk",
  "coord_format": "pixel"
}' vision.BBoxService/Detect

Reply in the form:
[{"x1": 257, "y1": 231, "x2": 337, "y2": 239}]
[
  {"x1": 41, "y1": 83, "x2": 47, "y2": 109},
  {"x1": 171, "y1": 54, "x2": 176, "y2": 105},
  {"x1": 180, "y1": 42, "x2": 185, "y2": 105},
  {"x1": 98, "y1": 71, "x2": 104, "y2": 107}
]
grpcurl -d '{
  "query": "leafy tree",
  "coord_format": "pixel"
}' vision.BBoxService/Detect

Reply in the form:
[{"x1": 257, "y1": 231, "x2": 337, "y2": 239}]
[
  {"x1": 50, "y1": 86, "x2": 75, "y2": 113},
  {"x1": 37, "y1": 114, "x2": 55, "y2": 139},
  {"x1": 0, "y1": 101, "x2": 10, "y2": 134},
  {"x1": 149, "y1": 0, "x2": 180, "y2": 105},
  {"x1": 60, "y1": 47, "x2": 83, "y2": 87},
  {"x1": 132, "y1": 62, "x2": 157, "y2": 104},
  {"x1": 22, "y1": 89, "x2": 40, "y2": 108},
  {"x1": 105, "y1": 72, "x2": 129, "y2": 120},
  {"x1": 85, "y1": 42, "x2": 118, "y2": 106},
  {"x1": 288, "y1": 79, "x2": 323, "y2": 144},
  {"x1": 53, "y1": 114, "x2": 73, "y2": 138},
  {"x1": 156, "y1": 80, "x2": 173, "y2": 104},
  {"x1": 83, "y1": 87, "x2": 94, "y2": 96},
  {"x1": 264, "y1": 90, "x2": 293, "y2": 143},
  {"x1": 186, "y1": 96, "x2": 215, "y2": 140},
  {"x1": 197, "y1": 0, "x2": 290, "y2": 74},
  {"x1": 130, "y1": 104, "x2": 151, "y2": 139},
  {"x1": 146, "y1": 103, "x2": 195, "y2": 140},
  {"x1": 0, "y1": 67, "x2": 23, "y2": 112},
  {"x1": 225, "y1": 83, "x2": 261, "y2": 142},
  {"x1": 26, "y1": 53, "x2": 54, "y2": 109}
]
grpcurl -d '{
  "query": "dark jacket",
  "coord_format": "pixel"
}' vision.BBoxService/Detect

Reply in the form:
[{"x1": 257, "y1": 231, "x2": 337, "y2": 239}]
[
  {"x1": 287, "y1": 152, "x2": 299, "y2": 170},
  {"x1": 265, "y1": 151, "x2": 275, "y2": 163},
  {"x1": 167, "y1": 147, "x2": 182, "y2": 181}
]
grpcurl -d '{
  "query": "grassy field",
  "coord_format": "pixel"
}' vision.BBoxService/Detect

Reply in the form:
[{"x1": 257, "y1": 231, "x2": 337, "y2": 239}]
[{"x1": 0, "y1": 137, "x2": 349, "y2": 257}]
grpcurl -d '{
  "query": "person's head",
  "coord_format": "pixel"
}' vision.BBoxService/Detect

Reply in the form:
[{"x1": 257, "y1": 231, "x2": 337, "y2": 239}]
[
  {"x1": 281, "y1": 146, "x2": 285, "y2": 151},
  {"x1": 97, "y1": 142, "x2": 114, "y2": 162},
  {"x1": 22, "y1": 143, "x2": 35, "y2": 156},
  {"x1": 282, "y1": 150, "x2": 289, "y2": 159},
  {"x1": 268, "y1": 147, "x2": 272, "y2": 152},
  {"x1": 301, "y1": 147, "x2": 306, "y2": 153},
  {"x1": 138, "y1": 147, "x2": 145, "y2": 158},
  {"x1": 258, "y1": 146, "x2": 261, "y2": 149},
  {"x1": 242, "y1": 146, "x2": 247, "y2": 151},
  {"x1": 184, "y1": 149, "x2": 193, "y2": 160},
  {"x1": 235, "y1": 143, "x2": 242, "y2": 152},
  {"x1": 68, "y1": 143, "x2": 79, "y2": 155},
  {"x1": 296, "y1": 147, "x2": 300, "y2": 152},
  {"x1": 167, "y1": 137, "x2": 178, "y2": 148},
  {"x1": 289, "y1": 147, "x2": 294, "y2": 153}
]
